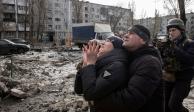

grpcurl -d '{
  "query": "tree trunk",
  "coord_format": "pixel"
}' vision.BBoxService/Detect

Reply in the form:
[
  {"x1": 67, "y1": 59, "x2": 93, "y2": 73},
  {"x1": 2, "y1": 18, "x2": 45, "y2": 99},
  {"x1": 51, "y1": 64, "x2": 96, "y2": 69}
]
[
  {"x1": 130, "y1": 12, "x2": 134, "y2": 26},
  {"x1": 29, "y1": 0, "x2": 34, "y2": 44},
  {"x1": 178, "y1": 0, "x2": 187, "y2": 25},
  {"x1": 24, "y1": 0, "x2": 28, "y2": 40}
]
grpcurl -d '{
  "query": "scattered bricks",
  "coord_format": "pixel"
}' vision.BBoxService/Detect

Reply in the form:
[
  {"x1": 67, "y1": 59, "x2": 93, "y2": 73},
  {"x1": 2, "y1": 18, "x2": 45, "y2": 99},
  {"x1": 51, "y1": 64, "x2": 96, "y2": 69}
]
[
  {"x1": 66, "y1": 73, "x2": 75, "y2": 79},
  {"x1": 0, "y1": 82, "x2": 9, "y2": 93},
  {"x1": 75, "y1": 100, "x2": 83, "y2": 109},
  {"x1": 0, "y1": 76, "x2": 21, "y2": 88},
  {"x1": 42, "y1": 71, "x2": 50, "y2": 76},
  {"x1": 10, "y1": 88, "x2": 27, "y2": 99}
]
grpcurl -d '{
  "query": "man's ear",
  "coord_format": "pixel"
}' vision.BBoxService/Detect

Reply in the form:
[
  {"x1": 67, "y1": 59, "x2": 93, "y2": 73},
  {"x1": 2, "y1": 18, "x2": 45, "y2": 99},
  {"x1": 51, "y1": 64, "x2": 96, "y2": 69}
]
[{"x1": 140, "y1": 38, "x2": 146, "y2": 45}]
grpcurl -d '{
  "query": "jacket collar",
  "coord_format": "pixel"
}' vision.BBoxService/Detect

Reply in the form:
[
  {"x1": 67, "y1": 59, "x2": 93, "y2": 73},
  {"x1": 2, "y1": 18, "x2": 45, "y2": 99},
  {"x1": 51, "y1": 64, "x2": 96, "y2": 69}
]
[
  {"x1": 96, "y1": 49, "x2": 129, "y2": 70},
  {"x1": 130, "y1": 45, "x2": 161, "y2": 61}
]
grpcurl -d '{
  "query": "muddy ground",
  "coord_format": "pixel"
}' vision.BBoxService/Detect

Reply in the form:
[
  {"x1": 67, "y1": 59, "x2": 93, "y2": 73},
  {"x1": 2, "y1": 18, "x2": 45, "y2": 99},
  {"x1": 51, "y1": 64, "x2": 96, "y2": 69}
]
[{"x1": 0, "y1": 50, "x2": 194, "y2": 112}]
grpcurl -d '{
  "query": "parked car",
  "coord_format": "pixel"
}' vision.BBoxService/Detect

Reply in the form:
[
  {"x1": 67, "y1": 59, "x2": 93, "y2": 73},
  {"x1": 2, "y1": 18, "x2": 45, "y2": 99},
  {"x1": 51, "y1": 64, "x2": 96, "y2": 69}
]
[
  {"x1": 0, "y1": 39, "x2": 30, "y2": 55},
  {"x1": 8, "y1": 38, "x2": 31, "y2": 45},
  {"x1": 156, "y1": 34, "x2": 168, "y2": 42}
]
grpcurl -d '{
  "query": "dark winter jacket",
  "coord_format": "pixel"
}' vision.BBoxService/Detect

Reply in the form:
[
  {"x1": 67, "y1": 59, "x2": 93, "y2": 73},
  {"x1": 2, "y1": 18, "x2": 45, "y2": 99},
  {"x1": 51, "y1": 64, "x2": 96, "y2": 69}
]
[
  {"x1": 94, "y1": 46, "x2": 163, "y2": 112},
  {"x1": 74, "y1": 49, "x2": 129, "y2": 111},
  {"x1": 173, "y1": 37, "x2": 194, "y2": 80}
]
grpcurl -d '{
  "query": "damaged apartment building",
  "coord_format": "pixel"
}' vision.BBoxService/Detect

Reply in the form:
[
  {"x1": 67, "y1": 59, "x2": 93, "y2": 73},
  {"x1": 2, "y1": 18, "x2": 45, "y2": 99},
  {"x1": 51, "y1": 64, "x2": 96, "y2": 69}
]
[
  {"x1": 0, "y1": 0, "x2": 132, "y2": 41},
  {"x1": 0, "y1": 0, "x2": 29, "y2": 39}
]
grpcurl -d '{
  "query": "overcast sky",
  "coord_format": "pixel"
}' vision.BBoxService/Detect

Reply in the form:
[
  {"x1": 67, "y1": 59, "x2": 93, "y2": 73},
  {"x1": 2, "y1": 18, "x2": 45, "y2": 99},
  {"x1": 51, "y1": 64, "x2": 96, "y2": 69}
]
[{"x1": 86, "y1": 0, "x2": 194, "y2": 19}]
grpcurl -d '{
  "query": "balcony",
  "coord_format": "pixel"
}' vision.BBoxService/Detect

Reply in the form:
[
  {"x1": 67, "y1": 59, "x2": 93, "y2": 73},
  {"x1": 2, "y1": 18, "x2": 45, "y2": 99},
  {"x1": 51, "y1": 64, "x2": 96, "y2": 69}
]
[
  {"x1": 2, "y1": 22, "x2": 16, "y2": 31},
  {"x1": 3, "y1": 4, "x2": 15, "y2": 13},
  {"x1": 3, "y1": 8, "x2": 15, "y2": 13},
  {"x1": 3, "y1": 18, "x2": 15, "y2": 22},
  {"x1": 47, "y1": 20, "x2": 53, "y2": 25},
  {"x1": 18, "y1": 24, "x2": 30, "y2": 31}
]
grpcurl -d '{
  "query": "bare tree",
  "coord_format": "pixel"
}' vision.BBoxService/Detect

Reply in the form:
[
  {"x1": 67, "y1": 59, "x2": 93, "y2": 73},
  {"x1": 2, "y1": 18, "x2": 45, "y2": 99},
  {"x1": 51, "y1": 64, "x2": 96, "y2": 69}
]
[
  {"x1": 100, "y1": 6, "x2": 127, "y2": 32},
  {"x1": 163, "y1": 0, "x2": 192, "y2": 24},
  {"x1": 100, "y1": 7, "x2": 109, "y2": 21},
  {"x1": 128, "y1": 0, "x2": 136, "y2": 26},
  {"x1": 139, "y1": 9, "x2": 147, "y2": 24},
  {"x1": 0, "y1": 0, "x2": 8, "y2": 39},
  {"x1": 72, "y1": 0, "x2": 83, "y2": 23},
  {"x1": 28, "y1": 0, "x2": 35, "y2": 43},
  {"x1": 0, "y1": 0, "x2": 2, "y2": 19},
  {"x1": 108, "y1": 6, "x2": 127, "y2": 32},
  {"x1": 163, "y1": 0, "x2": 179, "y2": 17},
  {"x1": 36, "y1": 0, "x2": 47, "y2": 41},
  {"x1": 28, "y1": 0, "x2": 47, "y2": 43},
  {"x1": 178, "y1": 0, "x2": 186, "y2": 24},
  {"x1": 0, "y1": 0, "x2": 3, "y2": 38},
  {"x1": 152, "y1": 10, "x2": 162, "y2": 38},
  {"x1": 24, "y1": 0, "x2": 29, "y2": 40}
]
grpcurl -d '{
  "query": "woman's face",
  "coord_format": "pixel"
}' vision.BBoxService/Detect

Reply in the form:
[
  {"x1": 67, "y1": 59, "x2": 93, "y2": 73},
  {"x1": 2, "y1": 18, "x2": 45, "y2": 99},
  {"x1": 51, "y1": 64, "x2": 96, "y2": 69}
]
[
  {"x1": 97, "y1": 39, "x2": 114, "y2": 57},
  {"x1": 168, "y1": 28, "x2": 181, "y2": 41}
]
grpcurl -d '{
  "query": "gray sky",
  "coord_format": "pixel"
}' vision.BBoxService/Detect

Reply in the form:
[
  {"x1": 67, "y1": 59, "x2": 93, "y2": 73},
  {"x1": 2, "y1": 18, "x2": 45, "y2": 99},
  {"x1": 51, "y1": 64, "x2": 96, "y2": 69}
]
[{"x1": 86, "y1": 0, "x2": 194, "y2": 19}]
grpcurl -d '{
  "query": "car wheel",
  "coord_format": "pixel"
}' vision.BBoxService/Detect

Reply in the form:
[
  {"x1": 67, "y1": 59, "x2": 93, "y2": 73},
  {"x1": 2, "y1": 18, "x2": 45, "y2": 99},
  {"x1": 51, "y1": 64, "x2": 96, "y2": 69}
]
[
  {"x1": 11, "y1": 49, "x2": 17, "y2": 54},
  {"x1": 18, "y1": 48, "x2": 25, "y2": 53}
]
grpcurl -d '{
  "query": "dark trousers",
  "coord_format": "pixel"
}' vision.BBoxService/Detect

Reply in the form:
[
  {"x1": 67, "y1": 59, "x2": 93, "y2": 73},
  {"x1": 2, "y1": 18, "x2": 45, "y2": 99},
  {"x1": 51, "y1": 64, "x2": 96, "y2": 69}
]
[{"x1": 164, "y1": 80, "x2": 191, "y2": 112}]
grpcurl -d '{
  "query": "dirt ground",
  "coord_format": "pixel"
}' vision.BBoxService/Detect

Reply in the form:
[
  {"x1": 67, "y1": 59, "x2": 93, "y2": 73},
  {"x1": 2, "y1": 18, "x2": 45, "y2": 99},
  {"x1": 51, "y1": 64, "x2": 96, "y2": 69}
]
[{"x1": 0, "y1": 50, "x2": 194, "y2": 112}]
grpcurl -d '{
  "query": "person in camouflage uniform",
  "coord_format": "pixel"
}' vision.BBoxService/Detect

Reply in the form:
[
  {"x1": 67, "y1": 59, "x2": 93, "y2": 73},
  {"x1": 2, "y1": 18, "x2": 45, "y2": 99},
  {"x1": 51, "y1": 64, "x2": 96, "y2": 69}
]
[{"x1": 162, "y1": 18, "x2": 194, "y2": 112}]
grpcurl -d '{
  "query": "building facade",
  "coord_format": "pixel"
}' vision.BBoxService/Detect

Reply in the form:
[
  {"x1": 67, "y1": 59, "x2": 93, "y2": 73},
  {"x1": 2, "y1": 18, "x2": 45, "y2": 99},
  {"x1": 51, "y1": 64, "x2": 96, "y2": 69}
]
[
  {"x1": 0, "y1": 0, "x2": 29, "y2": 39},
  {"x1": 45, "y1": 0, "x2": 72, "y2": 42},
  {"x1": 135, "y1": 13, "x2": 194, "y2": 38},
  {"x1": 80, "y1": 2, "x2": 132, "y2": 33},
  {"x1": 186, "y1": 13, "x2": 194, "y2": 38},
  {"x1": 1, "y1": 0, "x2": 132, "y2": 41},
  {"x1": 44, "y1": 0, "x2": 132, "y2": 41}
]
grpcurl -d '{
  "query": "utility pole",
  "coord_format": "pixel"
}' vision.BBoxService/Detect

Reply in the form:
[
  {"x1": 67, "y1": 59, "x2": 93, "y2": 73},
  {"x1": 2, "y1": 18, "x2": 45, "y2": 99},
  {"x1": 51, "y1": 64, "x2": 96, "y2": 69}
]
[{"x1": 14, "y1": 0, "x2": 18, "y2": 38}]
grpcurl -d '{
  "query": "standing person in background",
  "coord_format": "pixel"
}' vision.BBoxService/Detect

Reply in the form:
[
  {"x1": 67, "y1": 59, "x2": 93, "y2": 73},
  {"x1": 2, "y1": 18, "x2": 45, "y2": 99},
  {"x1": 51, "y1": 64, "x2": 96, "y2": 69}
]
[
  {"x1": 163, "y1": 18, "x2": 194, "y2": 112},
  {"x1": 74, "y1": 36, "x2": 130, "y2": 112},
  {"x1": 93, "y1": 25, "x2": 163, "y2": 112}
]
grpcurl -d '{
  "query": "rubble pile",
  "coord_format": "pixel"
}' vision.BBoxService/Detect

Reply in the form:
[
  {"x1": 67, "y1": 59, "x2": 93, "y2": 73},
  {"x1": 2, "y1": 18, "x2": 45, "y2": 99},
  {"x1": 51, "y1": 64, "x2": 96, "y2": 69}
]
[{"x1": 0, "y1": 50, "x2": 89, "y2": 112}]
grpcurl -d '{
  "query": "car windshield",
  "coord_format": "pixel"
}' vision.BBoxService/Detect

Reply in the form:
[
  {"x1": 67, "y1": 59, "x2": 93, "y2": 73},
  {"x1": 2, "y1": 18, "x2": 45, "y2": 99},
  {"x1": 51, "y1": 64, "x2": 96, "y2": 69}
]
[
  {"x1": 156, "y1": 35, "x2": 168, "y2": 42},
  {"x1": 11, "y1": 39, "x2": 25, "y2": 42},
  {"x1": 157, "y1": 35, "x2": 167, "y2": 40},
  {"x1": 4, "y1": 39, "x2": 15, "y2": 44}
]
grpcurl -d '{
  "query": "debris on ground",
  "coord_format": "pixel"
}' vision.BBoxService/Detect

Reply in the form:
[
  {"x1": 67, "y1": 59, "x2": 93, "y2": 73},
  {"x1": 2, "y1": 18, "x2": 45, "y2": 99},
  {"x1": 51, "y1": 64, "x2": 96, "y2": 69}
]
[{"x1": 0, "y1": 50, "x2": 193, "y2": 112}]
